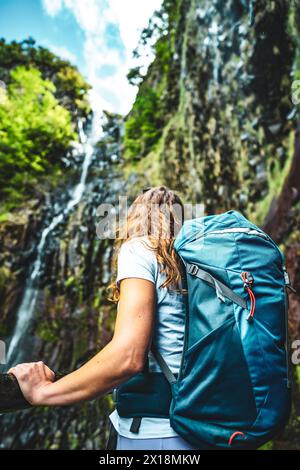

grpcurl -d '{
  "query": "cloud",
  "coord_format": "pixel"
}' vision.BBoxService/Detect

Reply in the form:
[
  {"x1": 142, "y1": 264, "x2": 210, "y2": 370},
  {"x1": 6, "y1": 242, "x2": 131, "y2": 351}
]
[
  {"x1": 109, "y1": 0, "x2": 162, "y2": 63},
  {"x1": 43, "y1": 0, "x2": 63, "y2": 16},
  {"x1": 43, "y1": 43, "x2": 78, "y2": 64},
  {"x1": 42, "y1": 0, "x2": 163, "y2": 115}
]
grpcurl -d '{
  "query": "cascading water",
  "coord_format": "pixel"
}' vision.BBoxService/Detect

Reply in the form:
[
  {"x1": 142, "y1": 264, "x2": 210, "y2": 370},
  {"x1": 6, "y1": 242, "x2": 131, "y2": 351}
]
[{"x1": 5, "y1": 114, "x2": 100, "y2": 367}]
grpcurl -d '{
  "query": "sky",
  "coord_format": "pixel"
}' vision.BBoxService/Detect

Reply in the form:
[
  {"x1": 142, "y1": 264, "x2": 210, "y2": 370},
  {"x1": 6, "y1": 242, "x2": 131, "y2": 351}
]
[{"x1": 0, "y1": 0, "x2": 163, "y2": 115}]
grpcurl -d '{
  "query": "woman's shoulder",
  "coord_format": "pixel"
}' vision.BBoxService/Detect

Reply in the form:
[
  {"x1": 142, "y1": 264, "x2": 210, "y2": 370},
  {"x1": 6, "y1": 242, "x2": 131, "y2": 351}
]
[
  {"x1": 120, "y1": 236, "x2": 156, "y2": 255},
  {"x1": 118, "y1": 237, "x2": 158, "y2": 267},
  {"x1": 117, "y1": 237, "x2": 158, "y2": 284}
]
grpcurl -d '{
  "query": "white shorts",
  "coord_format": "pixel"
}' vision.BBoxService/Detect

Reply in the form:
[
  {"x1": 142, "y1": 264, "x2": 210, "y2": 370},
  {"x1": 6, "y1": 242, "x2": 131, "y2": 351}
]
[{"x1": 116, "y1": 434, "x2": 198, "y2": 450}]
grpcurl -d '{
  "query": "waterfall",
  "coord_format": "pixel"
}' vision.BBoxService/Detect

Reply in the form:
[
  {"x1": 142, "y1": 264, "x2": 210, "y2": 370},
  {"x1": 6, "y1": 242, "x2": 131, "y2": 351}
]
[{"x1": 5, "y1": 114, "x2": 100, "y2": 367}]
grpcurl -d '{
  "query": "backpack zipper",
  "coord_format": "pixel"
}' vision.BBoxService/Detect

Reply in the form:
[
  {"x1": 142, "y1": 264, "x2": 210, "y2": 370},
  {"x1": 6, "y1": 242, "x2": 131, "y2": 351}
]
[
  {"x1": 203, "y1": 227, "x2": 269, "y2": 239},
  {"x1": 194, "y1": 226, "x2": 285, "y2": 272},
  {"x1": 200, "y1": 226, "x2": 286, "y2": 263}
]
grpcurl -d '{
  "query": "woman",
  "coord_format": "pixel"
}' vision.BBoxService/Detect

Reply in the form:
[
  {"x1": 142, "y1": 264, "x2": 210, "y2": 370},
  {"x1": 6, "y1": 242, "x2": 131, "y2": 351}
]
[{"x1": 8, "y1": 186, "x2": 196, "y2": 450}]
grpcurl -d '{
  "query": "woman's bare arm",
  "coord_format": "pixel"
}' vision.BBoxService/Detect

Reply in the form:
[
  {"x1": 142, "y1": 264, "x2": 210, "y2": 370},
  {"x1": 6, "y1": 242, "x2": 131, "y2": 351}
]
[{"x1": 8, "y1": 278, "x2": 155, "y2": 406}]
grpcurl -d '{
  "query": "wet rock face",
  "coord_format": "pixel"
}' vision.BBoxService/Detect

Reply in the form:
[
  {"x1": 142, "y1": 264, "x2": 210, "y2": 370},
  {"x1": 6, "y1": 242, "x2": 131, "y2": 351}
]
[
  {"x1": 124, "y1": 0, "x2": 300, "y2": 305},
  {"x1": 125, "y1": 0, "x2": 296, "y2": 212},
  {"x1": 0, "y1": 199, "x2": 45, "y2": 338},
  {"x1": 0, "y1": 114, "x2": 124, "y2": 449},
  {"x1": 286, "y1": 242, "x2": 300, "y2": 339},
  {"x1": 0, "y1": 198, "x2": 114, "y2": 448}
]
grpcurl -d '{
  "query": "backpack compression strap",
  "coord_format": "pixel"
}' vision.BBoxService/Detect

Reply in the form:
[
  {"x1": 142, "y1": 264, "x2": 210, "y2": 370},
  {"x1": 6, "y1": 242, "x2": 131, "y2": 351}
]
[{"x1": 186, "y1": 263, "x2": 247, "y2": 309}]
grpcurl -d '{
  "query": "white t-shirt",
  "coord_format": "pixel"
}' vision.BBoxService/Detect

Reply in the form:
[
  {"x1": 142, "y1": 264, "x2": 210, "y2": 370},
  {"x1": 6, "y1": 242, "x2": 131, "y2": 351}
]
[{"x1": 109, "y1": 236, "x2": 186, "y2": 438}]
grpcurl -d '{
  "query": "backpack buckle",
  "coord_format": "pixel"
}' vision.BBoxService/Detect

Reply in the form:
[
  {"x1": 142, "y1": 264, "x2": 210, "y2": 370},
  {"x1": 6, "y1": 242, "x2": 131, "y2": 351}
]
[
  {"x1": 241, "y1": 271, "x2": 254, "y2": 288},
  {"x1": 188, "y1": 264, "x2": 199, "y2": 276},
  {"x1": 112, "y1": 388, "x2": 117, "y2": 403},
  {"x1": 283, "y1": 267, "x2": 290, "y2": 285},
  {"x1": 283, "y1": 266, "x2": 297, "y2": 293}
]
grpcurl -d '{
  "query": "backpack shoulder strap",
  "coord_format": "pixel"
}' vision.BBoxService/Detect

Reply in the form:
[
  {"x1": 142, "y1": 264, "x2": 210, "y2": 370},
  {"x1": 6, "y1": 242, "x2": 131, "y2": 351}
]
[{"x1": 150, "y1": 343, "x2": 177, "y2": 384}]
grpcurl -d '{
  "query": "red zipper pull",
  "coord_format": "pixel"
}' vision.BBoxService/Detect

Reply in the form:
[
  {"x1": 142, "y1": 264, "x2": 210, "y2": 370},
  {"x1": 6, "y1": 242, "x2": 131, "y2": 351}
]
[
  {"x1": 228, "y1": 431, "x2": 246, "y2": 446},
  {"x1": 240, "y1": 271, "x2": 255, "y2": 322}
]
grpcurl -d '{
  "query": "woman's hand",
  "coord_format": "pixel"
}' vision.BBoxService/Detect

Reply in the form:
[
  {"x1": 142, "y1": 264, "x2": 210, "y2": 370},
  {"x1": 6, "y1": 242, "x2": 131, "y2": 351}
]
[
  {"x1": 8, "y1": 361, "x2": 55, "y2": 406},
  {"x1": 4, "y1": 278, "x2": 155, "y2": 407}
]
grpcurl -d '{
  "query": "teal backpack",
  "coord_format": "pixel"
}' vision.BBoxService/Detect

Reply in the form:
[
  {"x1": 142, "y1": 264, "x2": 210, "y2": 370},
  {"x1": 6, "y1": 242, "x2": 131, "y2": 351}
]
[{"x1": 114, "y1": 210, "x2": 293, "y2": 449}]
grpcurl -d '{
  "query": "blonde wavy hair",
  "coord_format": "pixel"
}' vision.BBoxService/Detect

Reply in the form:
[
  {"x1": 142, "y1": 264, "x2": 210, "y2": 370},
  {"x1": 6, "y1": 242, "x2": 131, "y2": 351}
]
[{"x1": 108, "y1": 186, "x2": 185, "y2": 303}]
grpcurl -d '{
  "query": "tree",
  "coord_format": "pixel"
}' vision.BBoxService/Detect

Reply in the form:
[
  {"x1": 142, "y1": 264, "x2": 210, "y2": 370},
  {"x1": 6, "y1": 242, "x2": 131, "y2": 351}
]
[
  {"x1": 0, "y1": 38, "x2": 92, "y2": 123},
  {"x1": 0, "y1": 66, "x2": 77, "y2": 205}
]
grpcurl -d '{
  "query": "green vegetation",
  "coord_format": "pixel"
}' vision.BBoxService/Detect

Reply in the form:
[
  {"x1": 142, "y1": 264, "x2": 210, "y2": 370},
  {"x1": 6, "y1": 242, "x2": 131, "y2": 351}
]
[
  {"x1": 0, "y1": 66, "x2": 76, "y2": 208},
  {"x1": 0, "y1": 38, "x2": 91, "y2": 122},
  {"x1": 124, "y1": 85, "x2": 163, "y2": 159},
  {"x1": 123, "y1": 0, "x2": 181, "y2": 163},
  {"x1": 0, "y1": 39, "x2": 93, "y2": 214},
  {"x1": 252, "y1": 130, "x2": 295, "y2": 227}
]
